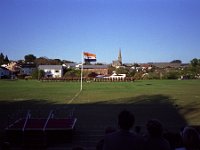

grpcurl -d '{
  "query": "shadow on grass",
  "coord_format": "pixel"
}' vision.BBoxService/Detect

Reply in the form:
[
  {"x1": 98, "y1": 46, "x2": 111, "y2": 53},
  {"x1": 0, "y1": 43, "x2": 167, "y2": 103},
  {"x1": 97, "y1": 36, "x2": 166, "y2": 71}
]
[
  {"x1": 0, "y1": 94, "x2": 189, "y2": 131},
  {"x1": 0, "y1": 94, "x2": 194, "y2": 148}
]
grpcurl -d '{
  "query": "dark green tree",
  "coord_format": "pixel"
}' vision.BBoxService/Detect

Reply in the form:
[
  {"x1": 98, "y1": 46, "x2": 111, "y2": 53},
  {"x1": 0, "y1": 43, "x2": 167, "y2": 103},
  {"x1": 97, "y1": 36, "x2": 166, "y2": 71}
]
[
  {"x1": 163, "y1": 70, "x2": 180, "y2": 79},
  {"x1": 170, "y1": 60, "x2": 182, "y2": 63},
  {"x1": 87, "y1": 72, "x2": 98, "y2": 78},
  {"x1": 127, "y1": 69, "x2": 136, "y2": 77},
  {"x1": 31, "y1": 69, "x2": 45, "y2": 79},
  {"x1": 133, "y1": 63, "x2": 139, "y2": 67},
  {"x1": 188, "y1": 58, "x2": 200, "y2": 77},
  {"x1": 35, "y1": 57, "x2": 49, "y2": 65},
  {"x1": 38, "y1": 70, "x2": 45, "y2": 79},
  {"x1": 64, "y1": 68, "x2": 81, "y2": 78},
  {"x1": 116, "y1": 67, "x2": 129, "y2": 74},
  {"x1": 31, "y1": 69, "x2": 38, "y2": 79},
  {"x1": 4, "y1": 55, "x2": 9, "y2": 64},
  {"x1": 0, "y1": 53, "x2": 4, "y2": 65},
  {"x1": 190, "y1": 58, "x2": 199, "y2": 67},
  {"x1": 24, "y1": 54, "x2": 36, "y2": 63},
  {"x1": 108, "y1": 66, "x2": 116, "y2": 75},
  {"x1": 50, "y1": 59, "x2": 62, "y2": 65}
]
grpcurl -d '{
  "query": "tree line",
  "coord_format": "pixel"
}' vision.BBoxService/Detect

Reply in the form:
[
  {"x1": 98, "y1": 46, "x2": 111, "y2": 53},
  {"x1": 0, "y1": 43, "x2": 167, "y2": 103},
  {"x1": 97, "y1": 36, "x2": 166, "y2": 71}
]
[
  {"x1": 0, "y1": 53, "x2": 9, "y2": 65},
  {"x1": 22, "y1": 54, "x2": 73, "y2": 65},
  {"x1": 0, "y1": 53, "x2": 73, "y2": 66}
]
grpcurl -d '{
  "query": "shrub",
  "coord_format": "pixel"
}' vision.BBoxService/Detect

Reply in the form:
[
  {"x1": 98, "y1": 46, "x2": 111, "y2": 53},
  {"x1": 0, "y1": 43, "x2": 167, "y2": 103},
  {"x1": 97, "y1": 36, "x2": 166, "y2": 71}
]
[{"x1": 165, "y1": 71, "x2": 180, "y2": 79}]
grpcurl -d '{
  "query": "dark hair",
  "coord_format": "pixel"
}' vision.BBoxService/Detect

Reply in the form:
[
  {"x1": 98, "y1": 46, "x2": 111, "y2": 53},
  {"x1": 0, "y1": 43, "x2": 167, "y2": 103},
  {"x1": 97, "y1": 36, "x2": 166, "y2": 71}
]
[
  {"x1": 182, "y1": 126, "x2": 200, "y2": 149},
  {"x1": 118, "y1": 110, "x2": 135, "y2": 130},
  {"x1": 146, "y1": 119, "x2": 163, "y2": 137}
]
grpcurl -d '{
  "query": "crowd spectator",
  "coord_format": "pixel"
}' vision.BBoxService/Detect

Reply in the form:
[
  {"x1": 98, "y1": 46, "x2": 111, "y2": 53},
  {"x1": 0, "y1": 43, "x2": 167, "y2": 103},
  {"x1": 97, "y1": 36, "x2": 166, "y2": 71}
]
[
  {"x1": 96, "y1": 126, "x2": 116, "y2": 150},
  {"x1": 163, "y1": 131, "x2": 183, "y2": 149},
  {"x1": 175, "y1": 126, "x2": 200, "y2": 150},
  {"x1": 103, "y1": 110, "x2": 144, "y2": 150},
  {"x1": 144, "y1": 119, "x2": 171, "y2": 150}
]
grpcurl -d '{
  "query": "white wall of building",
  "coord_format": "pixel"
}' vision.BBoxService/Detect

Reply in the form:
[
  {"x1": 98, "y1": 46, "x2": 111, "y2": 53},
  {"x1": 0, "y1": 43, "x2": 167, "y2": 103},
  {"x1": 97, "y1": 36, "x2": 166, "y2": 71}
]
[{"x1": 44, "y1": 69, "x2": 62, "y2": 78}]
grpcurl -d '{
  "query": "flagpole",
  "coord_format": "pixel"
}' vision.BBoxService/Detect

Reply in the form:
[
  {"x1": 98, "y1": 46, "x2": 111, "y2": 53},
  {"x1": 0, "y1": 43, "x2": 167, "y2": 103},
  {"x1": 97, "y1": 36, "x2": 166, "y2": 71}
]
[{"x1": 80, "y1": 51, "x2": 83, "y2": 91}]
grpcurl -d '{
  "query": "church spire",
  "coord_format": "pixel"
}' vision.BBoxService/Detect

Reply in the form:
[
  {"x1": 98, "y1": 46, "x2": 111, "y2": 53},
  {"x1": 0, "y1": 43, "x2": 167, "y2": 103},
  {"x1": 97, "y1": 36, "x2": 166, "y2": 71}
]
[{"x1": 118, "y1": 48, "x2": 122, "y2": 66}]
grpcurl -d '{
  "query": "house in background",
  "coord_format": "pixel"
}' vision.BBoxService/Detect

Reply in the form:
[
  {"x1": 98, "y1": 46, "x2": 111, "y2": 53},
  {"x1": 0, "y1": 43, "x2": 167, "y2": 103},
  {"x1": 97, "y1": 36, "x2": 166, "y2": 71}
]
[
  {"x1": 20, "y1": 63, "x2": 37, "y2": 76},
  {"x1": 0, "y1": 67, "x2": 10, "y2": 79},
  {"x1": 62, "y1": 63, "x2": 77, "y2": 69},
  {"x1": 38, "y1": 65, "x2": 63, "y2": 78},
  {"x1": 109, "y1": 73, "x2": 126, "y2": 80},
  {"x1": 131, "y1": 64, "x2": 153, "y2": 72}
]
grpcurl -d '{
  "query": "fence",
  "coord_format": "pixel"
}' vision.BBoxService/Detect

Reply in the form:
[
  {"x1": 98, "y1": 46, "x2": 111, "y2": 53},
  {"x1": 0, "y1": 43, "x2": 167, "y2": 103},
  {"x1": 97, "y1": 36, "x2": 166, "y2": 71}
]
[{"x1": 40, "y1": 77, "x2": 135, "y2": 82}]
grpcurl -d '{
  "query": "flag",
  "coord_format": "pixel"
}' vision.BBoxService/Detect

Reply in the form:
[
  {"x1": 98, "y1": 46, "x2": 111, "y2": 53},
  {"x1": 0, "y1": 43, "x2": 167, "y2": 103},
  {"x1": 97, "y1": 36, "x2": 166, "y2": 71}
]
[{"x1": 83, "y1": 52, "x2": 96, "y2": 62}]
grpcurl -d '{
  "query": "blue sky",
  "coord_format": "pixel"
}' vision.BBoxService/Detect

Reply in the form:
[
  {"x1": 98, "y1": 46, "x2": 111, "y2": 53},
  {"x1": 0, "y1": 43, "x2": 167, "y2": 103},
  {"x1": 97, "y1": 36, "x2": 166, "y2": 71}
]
[{"x1": 0, "y1": 0, "x2": 200, "y2": 63}]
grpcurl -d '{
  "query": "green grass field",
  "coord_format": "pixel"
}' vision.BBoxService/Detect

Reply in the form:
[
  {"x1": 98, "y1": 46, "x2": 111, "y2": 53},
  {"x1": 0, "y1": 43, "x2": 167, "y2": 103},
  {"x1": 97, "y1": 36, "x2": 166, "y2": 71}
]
[
  {"x1": 1, "y1": 79, "x2": 200, "y2": 104},
  {"x1": 0, "y1": 79, "x2": 200, "y2": 133}
]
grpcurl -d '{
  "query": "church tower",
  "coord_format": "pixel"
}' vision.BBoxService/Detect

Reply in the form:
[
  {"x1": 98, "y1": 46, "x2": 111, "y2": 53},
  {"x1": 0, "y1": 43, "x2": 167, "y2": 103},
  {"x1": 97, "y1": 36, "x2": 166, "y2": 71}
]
[
  {"x1": 118, "y1": 48, "x2": 122, "y2": 66},
  {"x1": 112, "y1": 48, "x2": 123, "y2": 67}
]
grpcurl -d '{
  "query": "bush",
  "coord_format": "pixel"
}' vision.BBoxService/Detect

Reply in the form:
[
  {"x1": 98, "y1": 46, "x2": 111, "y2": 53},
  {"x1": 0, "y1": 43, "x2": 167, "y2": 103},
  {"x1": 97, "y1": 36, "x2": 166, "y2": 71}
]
[
  {"x1": 146, "y1": 72, "x2": 160, "y2": 80},
  {"x1": 25, "y1": 76, "x2": 32, "y2": 80},
  {"x1": 17, "y1": 74, "x2": 26, "y2": 79},
  {"x1": 165, "y1": 71, "x2": 180, "y2": 79},
  {"x1": 133, "y1": 72, "x2": 143, "y2": 80},
  {"x1": 31, "y1": 69, "x2": 45, "y2": 79},
  {"x1": 64, "y1": 69, "x2": 81, "y2": 78},
  {"x1": 0, "y1": 75, "x2": 10, "y2": 79},
  {"x1": 87, "y1": 72, "x2": 98, "y2": 78}
]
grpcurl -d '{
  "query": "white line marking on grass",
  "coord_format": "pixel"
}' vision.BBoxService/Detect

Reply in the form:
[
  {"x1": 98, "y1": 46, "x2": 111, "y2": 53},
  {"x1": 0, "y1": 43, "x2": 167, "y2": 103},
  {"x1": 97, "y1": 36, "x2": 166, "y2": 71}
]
[{"x1": 67, "y1": 90, "x2": 82, "y2": 104}]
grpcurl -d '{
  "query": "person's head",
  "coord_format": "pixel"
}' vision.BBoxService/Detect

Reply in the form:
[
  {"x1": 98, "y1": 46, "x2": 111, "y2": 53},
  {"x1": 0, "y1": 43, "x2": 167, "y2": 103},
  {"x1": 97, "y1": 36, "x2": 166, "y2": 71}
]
[
  {"x1": 118, "y1": 110, "x2": 135, "y2": 130},
  {"x1": 146, "y1": 119, "x2": 163, "y2": 137},
  {"x1": 182, "y1": 126, "x2": 200, "y2": 149}
]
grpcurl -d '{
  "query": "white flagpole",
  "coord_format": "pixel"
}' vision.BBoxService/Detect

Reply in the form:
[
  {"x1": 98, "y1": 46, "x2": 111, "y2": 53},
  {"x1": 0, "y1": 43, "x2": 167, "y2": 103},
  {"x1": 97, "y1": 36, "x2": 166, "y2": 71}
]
[{"x1": 80, "y1": 51, "x2": 83, "y2": 91}]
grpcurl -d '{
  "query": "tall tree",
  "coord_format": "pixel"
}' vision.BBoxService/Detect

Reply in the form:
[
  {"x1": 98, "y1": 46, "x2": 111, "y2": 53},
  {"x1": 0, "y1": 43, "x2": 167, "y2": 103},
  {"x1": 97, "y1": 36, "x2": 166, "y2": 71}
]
[
  {"x1": 4, "y1": 55, "x2": 9, "y2": 64},
  {"x1": 0, "y1": 53, "x2": 4, "y2": 65},
  {"x1": 190, "y1": 58, "x2": 199, "y2": 67},
  {"x1": 50, "y1": 59, "x2": 62, "y2": 65},
  {"x1": 24, "y1": 54, "x2": 36, "y2": 63},
  {"x1": 35, "y1": 57, "x2": 49, "y2": 65}
]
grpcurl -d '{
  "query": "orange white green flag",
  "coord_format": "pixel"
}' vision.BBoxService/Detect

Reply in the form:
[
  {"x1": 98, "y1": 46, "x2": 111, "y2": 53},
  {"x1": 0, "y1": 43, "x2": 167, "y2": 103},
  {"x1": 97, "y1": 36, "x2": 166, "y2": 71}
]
[{"x1": 83, "y1": 52, "x2": 96, "y2": 61}]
